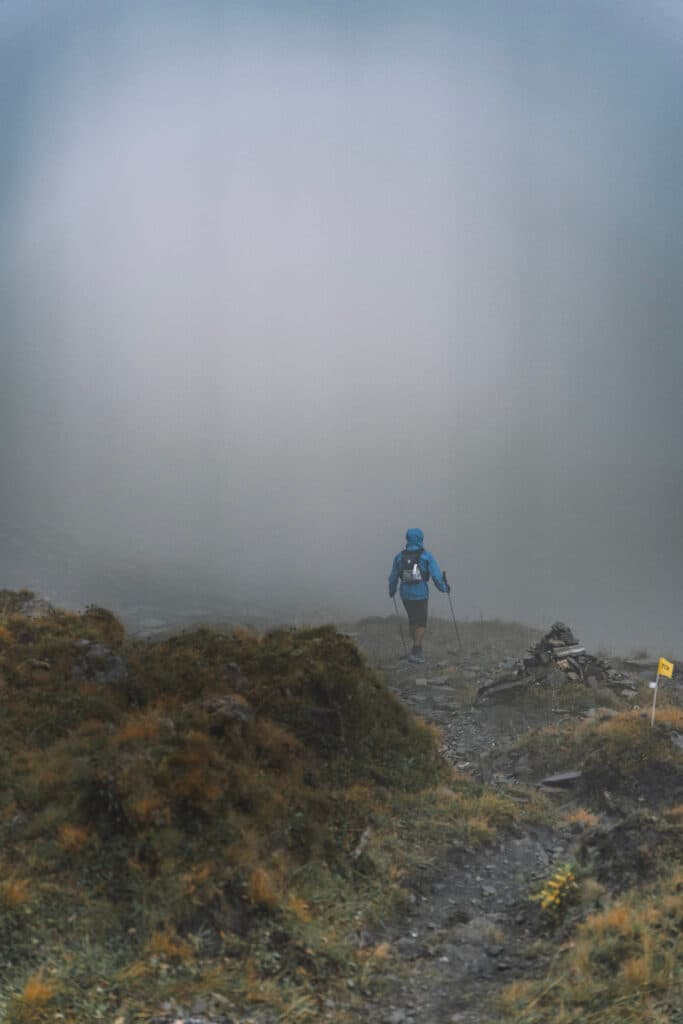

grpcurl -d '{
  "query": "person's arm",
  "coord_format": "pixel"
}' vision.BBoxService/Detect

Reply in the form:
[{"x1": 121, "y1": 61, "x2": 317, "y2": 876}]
[
  {"x1": 388, "y1": 554, "x2": 401, "y2": 597},
  {"x1": 427, "y1": 553, "x2": 450, "y2": 592}
]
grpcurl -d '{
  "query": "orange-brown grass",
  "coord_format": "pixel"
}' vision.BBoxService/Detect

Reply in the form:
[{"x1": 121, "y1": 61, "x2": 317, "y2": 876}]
[
  {"x1": 586, "y1": 902, "x2": 633, "y2": 936},
  {"x1": 247, "y1": 866, "x2": 280, "y2": 909},
  {"x1": 285, "y1": 894, "x2": 312, "y2": 922},
  {"x1": 7, "y1": 970, "x2": 58, "y2": 1022},
  {"x1": 117, "y1": 958, "x2": 151, "y2": 982},
  {"x1": 179, "y1": 862, "x2": 220, "y2": 905},
  {"x1": 0, "y1": 799, "x2": 17, "y2": 821},
  {"x1": 0, "y1": 624, "x2": 15, "y2": 645},
  {"x1": 434, "y1": 783, "x2": 460, "y2": 802},
  {"x1": 129, "y1": 792, "x2": 171, "y2": 826},
  {"x1": 20, "y1": 971, "x2": 56, "y2": 1004},
  {"x1": 514, "y1": 708, "x2": 683, "y2": 790},
  {"x1": 0, "y1": 876, "x2": 32, "y2": 908},
  {"x1": 113, "y1": 710, "x2": 164, "y2": 745},
  {"x1": 499, "y1": 979, "x2": 536, "y2": 1014},
  {"x1": 56, "y1": 823, "x2": 92, "y2": 854},
  {"x1": 146, "y1": 927, "x2": 193, "y2": 961},
  {"x1": 343, "y1": 783, "x2": 376, "y2": 804},
  {"x1": 356, "y1": 941, "x2": 392, "y2": 962},
  {"x1": 563, "y1": 807, "x2": 600, "y2": 827},
  {"x1": 663, "y1": 803, "x2": 683, "y2": 821},
  {"x1": 249, "y1": 718, "x2": 304, "y2": 769},
  {"x1": 652, "y1": 705, "x2": 683, "y2": 728},
  {"x1": 463, "y1": 815, "x2": 497, "y2": 845},
  {"x1": 501, "y1": 867, "x2": 683, "y2": 1023},
  {"x1": 471, "y1": 790, "x2": 520, "y2": 828}
]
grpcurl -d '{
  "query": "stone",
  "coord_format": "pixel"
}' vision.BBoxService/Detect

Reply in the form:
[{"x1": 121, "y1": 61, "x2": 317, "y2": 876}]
[
  {"x1": 17, "y1": 596, "x2": 54, "y2": 618},
  {"x1": 202, "y1": 694, "x2": 254, "y2": 724},
  {"x1": 96, "y1": 655, "x2": 127, "y2": 684},
  {"x1": 86, "y1": 643, "x2": 110, "y2": 662},
  {"x1": 670, "y1": 732, "x2": 683, "y2": 751},
  {"x1": 538, "y1": 770, "x2": 583, "y2": 787}
]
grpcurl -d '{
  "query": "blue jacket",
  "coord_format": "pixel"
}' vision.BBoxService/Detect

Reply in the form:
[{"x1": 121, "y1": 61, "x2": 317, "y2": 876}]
[{"x1": 389, "y1": 528, "x2": 449, "y2": 601}]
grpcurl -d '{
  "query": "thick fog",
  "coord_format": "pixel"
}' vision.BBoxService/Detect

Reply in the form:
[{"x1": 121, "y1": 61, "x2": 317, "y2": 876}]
[{"x1": 2, "y1": 1, "x2": 683, "y2": 651}]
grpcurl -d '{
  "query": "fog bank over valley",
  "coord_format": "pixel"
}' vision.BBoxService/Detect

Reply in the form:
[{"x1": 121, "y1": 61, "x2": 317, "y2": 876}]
[{"x1": 2, "y1": 1, "x2": 683, "y2": 653}]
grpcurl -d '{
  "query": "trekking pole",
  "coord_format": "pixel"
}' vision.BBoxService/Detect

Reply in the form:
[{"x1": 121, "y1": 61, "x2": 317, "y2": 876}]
[
  {"x1": 442, "y1": 573, "x2": 462, "y2": 650},
  {"x1": 392, "y1": 595, "x2": 409, "y2": 658}
]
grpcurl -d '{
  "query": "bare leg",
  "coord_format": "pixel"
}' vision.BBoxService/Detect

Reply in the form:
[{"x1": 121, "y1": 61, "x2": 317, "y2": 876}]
[{"x1": 414, "y1": 625, "x2": 426, "y2": 649}]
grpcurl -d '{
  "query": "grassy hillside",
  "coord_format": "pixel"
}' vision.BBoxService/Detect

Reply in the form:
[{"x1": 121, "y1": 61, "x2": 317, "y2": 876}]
[{"x1": 0, "y1": 591, "x2": 542, "y2": 1023}]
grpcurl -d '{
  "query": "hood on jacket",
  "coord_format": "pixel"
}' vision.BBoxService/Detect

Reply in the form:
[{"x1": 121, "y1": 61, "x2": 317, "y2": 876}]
[{"x1": 405, "y1": 528, "x2": 424, "y2": 549}]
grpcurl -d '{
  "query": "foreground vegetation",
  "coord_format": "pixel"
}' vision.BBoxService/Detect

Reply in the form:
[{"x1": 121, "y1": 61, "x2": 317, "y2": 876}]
[
  {"x1": 503, "y1": 864, "x2": 683, "y2": 1024},
  {"x1": 502, "y1": 703, "x2": 683, "y2": 1024},
  {"x1": 1, "y1": 590, "x2": 681, "y2": 1023},
  {"x1": 0, "y1": 591, "x2": 546, "y2": 1023}
]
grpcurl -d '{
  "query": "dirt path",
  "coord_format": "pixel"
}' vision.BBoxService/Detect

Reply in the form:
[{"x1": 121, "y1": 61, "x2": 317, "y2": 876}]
[{"x1": 347, "y1": 617, "x2": 579, "y2": 1024}]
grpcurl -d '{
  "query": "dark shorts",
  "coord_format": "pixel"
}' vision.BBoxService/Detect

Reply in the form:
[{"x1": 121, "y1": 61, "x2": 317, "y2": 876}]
[{"x1": 402, "y1": 598, "x2": 428, "y2": 629}]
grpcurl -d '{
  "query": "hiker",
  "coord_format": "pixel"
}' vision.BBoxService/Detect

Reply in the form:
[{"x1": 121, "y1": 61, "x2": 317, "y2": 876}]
[{"x1": 388, "y1": 528, "x2": 450, "y2": 664}]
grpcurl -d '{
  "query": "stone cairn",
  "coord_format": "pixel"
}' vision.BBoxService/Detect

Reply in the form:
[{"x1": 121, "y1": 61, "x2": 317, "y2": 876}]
[
  {"x1": 523, "y1": 621, "x2": 611, "y2": 684},
  {"x1": 477, "y1": 621, "x2": 618, "y2": 702}
]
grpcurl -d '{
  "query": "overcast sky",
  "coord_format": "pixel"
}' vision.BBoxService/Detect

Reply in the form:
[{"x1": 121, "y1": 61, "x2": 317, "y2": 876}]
[{"x1": 2, "y1": 1, "x2": 682, "y2": 651}]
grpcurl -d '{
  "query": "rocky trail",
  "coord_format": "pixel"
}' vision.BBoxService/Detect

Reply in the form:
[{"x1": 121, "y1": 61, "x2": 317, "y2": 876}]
[{"x1": 344, "y1": 616, "x2": 676, "y2": 1024}]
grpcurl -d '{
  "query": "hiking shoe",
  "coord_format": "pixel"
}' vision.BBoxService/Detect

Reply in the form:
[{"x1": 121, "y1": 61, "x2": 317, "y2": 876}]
[{"x1": 408, "y1": 651, "x2": 425, "y2": 665}]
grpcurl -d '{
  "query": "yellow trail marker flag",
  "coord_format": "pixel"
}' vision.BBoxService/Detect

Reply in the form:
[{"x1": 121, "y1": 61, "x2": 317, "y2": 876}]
[{"x1": 657, "y1": 657, "x2": 674, "y2": 679}]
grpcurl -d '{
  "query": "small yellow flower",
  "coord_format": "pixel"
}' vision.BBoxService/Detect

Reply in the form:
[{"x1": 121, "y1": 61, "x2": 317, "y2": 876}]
[{"x1": 531, "y1": 864, "x2": 578, "y2": 916}]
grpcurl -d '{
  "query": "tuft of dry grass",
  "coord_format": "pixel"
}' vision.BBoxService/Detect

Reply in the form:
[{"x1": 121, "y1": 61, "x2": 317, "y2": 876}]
[
  {"x1": 0, "y1": 876, "x2": 32, "y2": 908},
  {"x1": 19, "y1": 972, "x2": 56, "y2": 1005},
  {"x1": 6, "y1": 970, "x2": 58, "y2": 1024},
  {"x1": 563, "y1": 807, "x2": 600, "y2": 828},
  {"x1": 113, "y1": 710, "x2": 164, "y2": 745},
  {"x1": 248, "y1": 866, "x2": 280, "y2": 909},
  {"x1": 146, "y1": 927, "x2": 193, "y2": 962},
  {"x1": 0, "y1": 624, "x2": 15, "y2": 645},
  {"x1": 56, "y1": 823, "x2": 93, "y2": 854}
]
